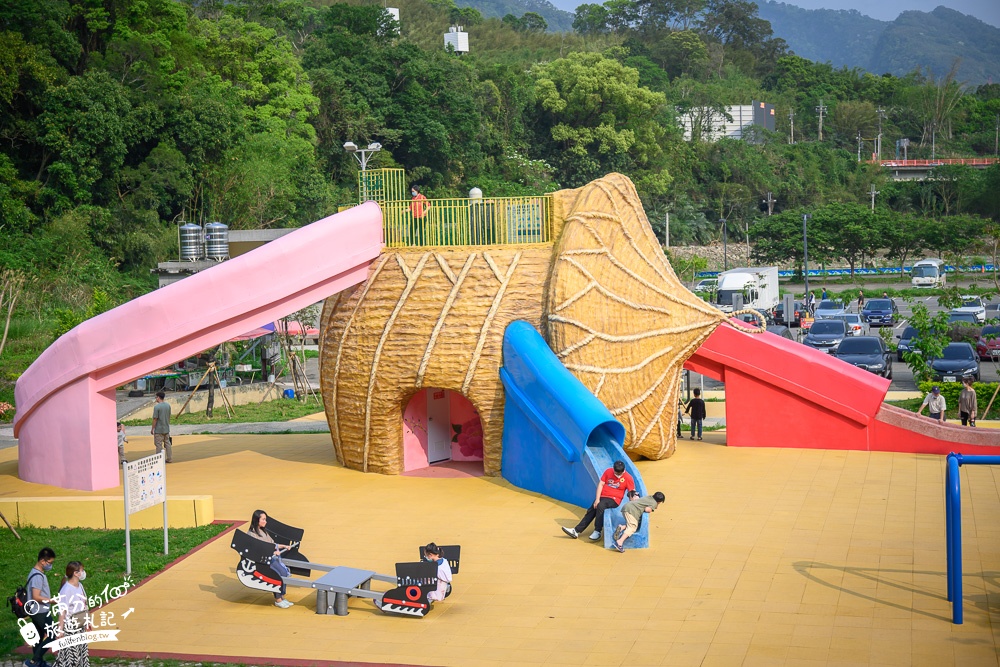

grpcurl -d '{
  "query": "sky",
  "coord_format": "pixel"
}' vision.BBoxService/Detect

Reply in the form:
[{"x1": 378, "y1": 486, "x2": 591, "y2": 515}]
[{"x1": 545, "y1": 0, "x2": 1000, "y2": 28}]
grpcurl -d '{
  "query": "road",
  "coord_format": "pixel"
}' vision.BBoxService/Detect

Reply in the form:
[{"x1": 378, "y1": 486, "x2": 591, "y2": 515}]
[{"x1": 693, "y1": 291, "x2": 1000, "y2": 393}]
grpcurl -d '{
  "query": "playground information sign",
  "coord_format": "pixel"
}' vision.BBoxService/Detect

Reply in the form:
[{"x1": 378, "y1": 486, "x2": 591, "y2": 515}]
[
  {"x1": 124, "y1": 453, "x2": 165, "y2": 515},
  {"x1": 122, "y1": 452, "x2": 168, "y2": 573}
]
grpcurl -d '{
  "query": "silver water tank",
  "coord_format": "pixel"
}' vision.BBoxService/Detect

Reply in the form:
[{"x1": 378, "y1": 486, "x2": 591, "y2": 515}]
[
  {"x1": 204, "y1": 221, "x2": 229, "y2": 260},
  {"x1": 179, "y1": 223, "x2": 203, "y2": 261}
]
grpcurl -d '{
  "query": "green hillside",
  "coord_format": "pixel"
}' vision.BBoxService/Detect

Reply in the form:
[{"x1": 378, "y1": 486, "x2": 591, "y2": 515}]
[
  {"x1": 872, "y1": 7, "x2": 1000, "y2": 84},
  {"x1": 455, "y1": 0, "x2": 576, "y2": 32}
]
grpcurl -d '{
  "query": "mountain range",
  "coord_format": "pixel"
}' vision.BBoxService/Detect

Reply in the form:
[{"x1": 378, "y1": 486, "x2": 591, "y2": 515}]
[{"x1": 758, "y1": 2, "x2": 1000, "y2": 84}]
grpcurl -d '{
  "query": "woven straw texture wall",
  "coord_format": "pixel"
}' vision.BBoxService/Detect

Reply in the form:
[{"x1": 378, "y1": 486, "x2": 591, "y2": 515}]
[
  {"x1": 545, "y1": 174, "x2": 728, "y2": 459},
  {"x1": 319, "y1": 247, "x2": 552, "y2": 475}
]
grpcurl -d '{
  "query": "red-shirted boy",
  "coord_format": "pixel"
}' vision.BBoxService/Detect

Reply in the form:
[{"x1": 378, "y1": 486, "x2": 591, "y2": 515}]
[{"x1": 561, "y1": 460, "x2": 636, "y2": 541}]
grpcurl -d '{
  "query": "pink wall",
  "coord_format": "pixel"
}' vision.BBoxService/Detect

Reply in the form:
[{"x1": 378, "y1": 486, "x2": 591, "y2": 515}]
[
  {"x1": 403, "y1": 390, "x2": 429, "y2": 471},
  {"x1": 450, "y1": 392, "x2": 484, "y2": 462},
  {"x1": 402, "y1": 389, "x2": 483, "y2": 471}
]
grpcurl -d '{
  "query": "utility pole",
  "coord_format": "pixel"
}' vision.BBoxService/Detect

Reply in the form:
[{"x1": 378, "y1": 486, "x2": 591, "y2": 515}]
[
  {"x1": 995, "y1": 114, "x2": 998, "y2": 157},
  {"x1": 876, "y1": 107, "x2": 886, "y2": 160},
  {"x1": 720, "y1": 218, "x2": 728, "y2": 271},
  {"x1": 788, "y1": 109, "x2": 795, "y2": 144},
  {"x1": 869, "y1": 184, "x2": 879, "y2": 212},
  {"x1": 763, "y1": 192, "x2": 776, "y2": 216},
  {"x1": 857, "y1": 131, "x2": 862, "y2": 162},
  {"x1": 802, "y1": 214, "x2": 811, "y2": 299},
  {"x1": 815, "y1": 100, "x2": 827, "y2": 141}
]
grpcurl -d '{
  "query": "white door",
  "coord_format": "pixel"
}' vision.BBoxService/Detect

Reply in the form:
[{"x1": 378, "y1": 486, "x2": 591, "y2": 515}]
[{"x1": 426, "y1": 389, "x2": 452, "y2": 464}]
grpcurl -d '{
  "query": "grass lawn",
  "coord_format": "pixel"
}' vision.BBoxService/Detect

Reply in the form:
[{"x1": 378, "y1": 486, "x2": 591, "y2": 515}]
[
  {"x1": 0, "y1": 523, "x2": 232, "y2": 656},
  {"x1": 0, "y1": 317, "x2": 55, "y2": 421},
  {"x1": 122, "y1": 394, "x2": 324, "y2": 426}
]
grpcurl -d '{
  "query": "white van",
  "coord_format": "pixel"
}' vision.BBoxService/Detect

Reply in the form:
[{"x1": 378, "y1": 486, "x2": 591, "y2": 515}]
[{"x1": 911, "y1": 258, "x2": 946, "y2": 288}]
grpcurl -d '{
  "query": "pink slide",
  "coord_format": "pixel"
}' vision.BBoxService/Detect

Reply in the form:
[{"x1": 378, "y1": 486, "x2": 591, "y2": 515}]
[
  {"x1": 687, "y1": 323, "x2": 1000, "y2": 455},
  {"x1": 14, "y1": 203, "x2": 384, "y2": 491}
]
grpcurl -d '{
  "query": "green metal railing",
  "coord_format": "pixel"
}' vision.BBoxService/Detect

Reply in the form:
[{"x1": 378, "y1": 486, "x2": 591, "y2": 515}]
[
  {"x1": 381, "y1": 196, "x2": 552, "y2": 248},
  {"x1": 359, "y1": 168, "x2": 406, "y2": 204}
]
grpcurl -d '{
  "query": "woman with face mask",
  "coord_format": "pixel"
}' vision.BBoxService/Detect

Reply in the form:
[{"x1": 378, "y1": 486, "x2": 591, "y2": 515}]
[{"x1": 54, "y1": 561, "x2": 90, "y2": 666}]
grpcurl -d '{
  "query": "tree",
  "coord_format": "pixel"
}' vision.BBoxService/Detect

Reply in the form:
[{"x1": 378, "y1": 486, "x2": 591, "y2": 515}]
[
  {"x1": 883, "y1": 213, "x2": 927, "y2": 275},
  {"x1": 0, "y1": 268, "x2": 27, "y2": 360},
  {"x1": 531, "y1": 52, "x2": 668, "y2": 187},
  {"x1": 815, "y1": 203, "x2": 881, "y2": 276},
  {"x1": 573, "y1": 4, "x2": 610, "y2": 35}
]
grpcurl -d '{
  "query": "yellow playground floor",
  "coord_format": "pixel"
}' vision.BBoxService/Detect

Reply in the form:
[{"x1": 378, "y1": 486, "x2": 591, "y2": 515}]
[{"x1": 2, "y1": 430, "x2": 1000, "y2": 667}]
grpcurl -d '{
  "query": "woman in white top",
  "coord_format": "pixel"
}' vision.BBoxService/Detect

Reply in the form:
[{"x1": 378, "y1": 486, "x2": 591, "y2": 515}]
[
  {"x1": 247, "y1": 509, "x2": 295, "y2": 608},
  {"x1": 423, "y1": 543, "x2": 453, "y2": 602},
  {"x1": 54, "y1": 560, "x2": 89, "y2": 667}
]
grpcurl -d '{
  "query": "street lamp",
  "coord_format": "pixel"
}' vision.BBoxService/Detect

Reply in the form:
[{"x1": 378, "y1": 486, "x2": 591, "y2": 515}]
[
  {"x1": 802, "y1": 214, "x2": 811, "y2": 301},
  {"x1": 720, "y1": 218, "x2": 728, "y2": 271},
  {"x1": 344, "y1": 141, "x2": 382, "y2": 202},
  {"x1": 343, "y1": 141, "x2": 382, "y2": 171}
]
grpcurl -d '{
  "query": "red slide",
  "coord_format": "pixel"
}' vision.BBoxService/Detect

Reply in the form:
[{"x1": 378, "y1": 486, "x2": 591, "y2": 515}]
[
  {"x1": 14, "y1": 203, "x2": 383, "y2": 491},
  {"x1": 686, "y1": 323, "x2": 1000, "y2": 455}
]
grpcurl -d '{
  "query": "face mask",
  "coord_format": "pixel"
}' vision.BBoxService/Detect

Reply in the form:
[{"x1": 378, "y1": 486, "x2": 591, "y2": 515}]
[
  {"x1": 78, "y1": 571, "x2": 86, "y2": 581},
  {"x1": 42, "y1": 563, "x2": 53, "y2": 571},
  {"x1": 412, "y1": 191, "x2": 417, "y2": 197}
]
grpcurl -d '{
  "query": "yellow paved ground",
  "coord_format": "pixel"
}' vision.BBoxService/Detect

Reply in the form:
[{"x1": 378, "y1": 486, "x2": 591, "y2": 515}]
[{"x1": 3, "y1": 431, "x2": 1000, "y2": 666}]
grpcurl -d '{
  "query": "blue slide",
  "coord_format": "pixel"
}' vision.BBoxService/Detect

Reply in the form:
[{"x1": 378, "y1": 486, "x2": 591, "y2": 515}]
[{"x1": 499, "y1": 321, "x2": 649, "y2": 549}]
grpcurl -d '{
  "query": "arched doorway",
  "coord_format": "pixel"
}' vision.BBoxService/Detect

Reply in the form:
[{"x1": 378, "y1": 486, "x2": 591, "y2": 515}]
[{"x1": 402, "y1": 388, "x2": 484, "y2": 473}]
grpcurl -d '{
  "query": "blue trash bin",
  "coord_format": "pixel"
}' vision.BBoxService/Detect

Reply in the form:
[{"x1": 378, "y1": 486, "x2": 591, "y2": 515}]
[{"x1": 283, "y1": 388, "x2": 296, "y2": 399}]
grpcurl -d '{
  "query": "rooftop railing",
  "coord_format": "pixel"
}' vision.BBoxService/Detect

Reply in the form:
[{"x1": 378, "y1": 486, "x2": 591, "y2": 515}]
[{"x1": 381, "y1": 195, "x2": 552, "y2": 248}]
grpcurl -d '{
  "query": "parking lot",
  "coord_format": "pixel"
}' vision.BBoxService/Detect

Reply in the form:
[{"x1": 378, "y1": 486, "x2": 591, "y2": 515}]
[{"x1": 696, "y1": 290, "x2": 1000, "y2": 392}]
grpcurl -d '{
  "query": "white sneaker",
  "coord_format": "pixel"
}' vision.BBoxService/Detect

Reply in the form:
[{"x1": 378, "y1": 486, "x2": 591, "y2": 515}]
[
  {"x1": 275, "y1": 599, "x2": 292, "y2": 608},
  {"x1": 589, "y1": 531, "x2": 601, "y2": 540},
  {"x1": 561, "y1": 526, "x2": 579, "y2": 539}
]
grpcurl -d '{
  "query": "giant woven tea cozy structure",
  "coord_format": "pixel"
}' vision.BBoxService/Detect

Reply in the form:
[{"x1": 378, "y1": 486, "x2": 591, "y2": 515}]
[{"x1": 319, "y1": 173, "x2": 757, "y2": 475}]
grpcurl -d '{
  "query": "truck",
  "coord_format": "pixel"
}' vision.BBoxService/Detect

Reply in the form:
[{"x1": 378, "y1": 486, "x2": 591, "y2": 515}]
[
  {"x1": 715, "y1": 266, "x2": 779, "y2": 315},
  {"x1": 911, "y1": 258, "x2": 946, "y2": 288}
]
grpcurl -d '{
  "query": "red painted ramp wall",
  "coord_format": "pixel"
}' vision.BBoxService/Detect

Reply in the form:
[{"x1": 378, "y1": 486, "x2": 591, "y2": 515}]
[{"x1": 686, "y1": 323, "x2": 1000, "y2": 455}]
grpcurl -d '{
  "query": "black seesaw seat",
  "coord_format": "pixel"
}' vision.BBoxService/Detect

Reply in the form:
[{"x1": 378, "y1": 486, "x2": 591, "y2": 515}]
[{"x1": 230, "y1": 517, "x2": 460, "y2": 617}]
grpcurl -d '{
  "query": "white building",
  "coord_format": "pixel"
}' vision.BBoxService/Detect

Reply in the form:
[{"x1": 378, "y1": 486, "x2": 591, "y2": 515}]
[{"x1": 679, "y1": 101, "x2": 775, "y2": 142}]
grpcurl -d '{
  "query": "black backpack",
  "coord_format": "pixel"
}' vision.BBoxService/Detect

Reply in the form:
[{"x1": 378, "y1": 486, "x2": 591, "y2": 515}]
[{"x1": 8, "y1": 571, "x2": 42, "y2": 618}]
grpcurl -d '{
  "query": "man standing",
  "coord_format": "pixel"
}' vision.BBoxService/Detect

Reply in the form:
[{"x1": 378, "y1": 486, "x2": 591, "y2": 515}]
[
  {"x1": 561, "y1": 460, "x2": 635, "y2": 541},
  {"x1": 612, "y1": 492, "x2": 665, "y2": 553},
  {"x1": 151, "y1": 391, "x2": 172, "y2": 463},
  {"x1": 410, "y1": 185, "x2": 430, "y2": 245},
  {"x1": 685, "y1": 388, "x2": 706, "y2": 440},
  {"x1": 917, "y1": 385, "x2": 946, "y2": 423},
  {"x1": 25, "y1": 547, "x2": 56, "y2": 667}
]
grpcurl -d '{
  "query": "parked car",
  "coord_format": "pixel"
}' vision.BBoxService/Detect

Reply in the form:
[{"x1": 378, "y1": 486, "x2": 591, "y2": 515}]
[
  {"x1": 766, "y1": 325, "x2": 795, "y2": 340},
  {"x1": 930, "y1": 342, "x2": 980, "y2": 383},
  {"x1": 948, "y1": 311, "x2": 982, "y2": 328},
  {"x1": 861, "y1": 298, "x2": 899, "y2": 327},
  {"x1": 897, "y1": 325, "x2": 919, "y2": 361},
  {"x1": 693, "y1": 278, "x2": 717, "y2": 294},
  {"x1": 772, "y1": 300, "x2": 804, "y2": 327},
  {"x1": 985, "y1": 302, "x2": 1000, "y2": 321},
  {"x1": 814, "y1": 299, "x2": 845, "y2": 319},
  {"x1": 831, "y1": 313, "x2": 868, "y2": 337},
  {"x1": 953, "y1": 295, "x2": 986, "y2": 323},
  {"x1": 832, "y1": 336, "x2": 893, "y2": 379},
  {"x1": 736, "y1": 308, "x2": 772, "y2": 326},
  {"x1": 802, "y1": 319, "x2": 848, "y2": 354},
  {"x1": 976, "y1": 324, "x2": 1000, "y2": 360}
]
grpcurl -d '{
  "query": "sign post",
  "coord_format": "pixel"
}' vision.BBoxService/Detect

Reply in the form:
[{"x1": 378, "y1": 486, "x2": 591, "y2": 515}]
[{"x1": 123, "y1": 452, "x2": 168, "y2": 574}]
